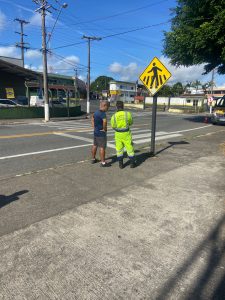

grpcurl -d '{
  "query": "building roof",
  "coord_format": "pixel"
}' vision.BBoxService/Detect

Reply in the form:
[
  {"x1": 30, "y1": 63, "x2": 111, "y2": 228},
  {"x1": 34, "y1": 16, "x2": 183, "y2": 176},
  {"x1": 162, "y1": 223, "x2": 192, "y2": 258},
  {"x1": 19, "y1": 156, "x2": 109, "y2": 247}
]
[
  {"x1": 109, "y1": 80, "x2": 136, "y2": 85},
  {"x1": 0, "y1": 58, "x2": 86, "y2": 91},
  {"x1": 0, "y1": 58, "x2": 40, "y2": 80}
]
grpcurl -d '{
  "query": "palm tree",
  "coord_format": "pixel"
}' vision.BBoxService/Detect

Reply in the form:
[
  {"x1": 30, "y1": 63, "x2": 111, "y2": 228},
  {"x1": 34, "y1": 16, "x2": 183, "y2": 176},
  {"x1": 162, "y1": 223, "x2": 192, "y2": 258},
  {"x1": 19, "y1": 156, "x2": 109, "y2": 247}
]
[
  {"x1": 184, "y1": 81, "x2": 192, "y2": 94},
  {"x1": 192, "y1": 80, "x2": 202, "y2": 93}
]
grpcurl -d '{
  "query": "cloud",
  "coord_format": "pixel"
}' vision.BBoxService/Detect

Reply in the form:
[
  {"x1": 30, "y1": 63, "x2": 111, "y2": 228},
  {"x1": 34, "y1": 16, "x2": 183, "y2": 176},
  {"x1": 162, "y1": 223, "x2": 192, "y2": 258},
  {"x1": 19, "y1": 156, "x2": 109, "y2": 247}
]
[
  {"x1": 160, "y1": 56, "x2": 211, "y2": 84},
  {"x1": 0, "y1": 46, "x2": 20, "y2": 58},
  {"x1": 0, "y1": 10, "x2": 6, "y2": 31},
  {"x1": 109, "y1": 62, "x2": 140, "y2": 81},
  {"x1": 24, "y1": 54, "x2": 81, "y2": 75},
  {"x1": 25, "y1": 49, "x2": 42, "y2": 59},
  {"x1": 24, "y1": 64, "x2": 38, "y2": 71},
  {"x1": 29, "y1": 12, "x2": 55, "y2": 27},
  {"x1": 40, "y1": 55, "x2": 80, "y2": 73}
]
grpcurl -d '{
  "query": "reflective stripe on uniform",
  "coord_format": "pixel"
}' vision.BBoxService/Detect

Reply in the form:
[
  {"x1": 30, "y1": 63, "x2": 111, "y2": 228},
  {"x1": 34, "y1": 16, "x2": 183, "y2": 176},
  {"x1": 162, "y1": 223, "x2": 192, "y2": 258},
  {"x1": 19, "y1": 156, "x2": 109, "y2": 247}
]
[
  {"x1": 113, "y1": 113, "x2": 117, "y2": 128},
  {"x1": 125, "y1": 111, "x2": 128, "y2": 128}
]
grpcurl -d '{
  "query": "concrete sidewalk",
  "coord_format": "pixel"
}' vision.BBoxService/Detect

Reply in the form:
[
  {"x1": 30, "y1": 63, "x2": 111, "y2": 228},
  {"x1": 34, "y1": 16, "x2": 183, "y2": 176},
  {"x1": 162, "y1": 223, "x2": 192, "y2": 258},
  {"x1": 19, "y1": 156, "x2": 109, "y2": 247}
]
[{"x1": 0, "y1": 132, "x2": 224, "y2": 299}]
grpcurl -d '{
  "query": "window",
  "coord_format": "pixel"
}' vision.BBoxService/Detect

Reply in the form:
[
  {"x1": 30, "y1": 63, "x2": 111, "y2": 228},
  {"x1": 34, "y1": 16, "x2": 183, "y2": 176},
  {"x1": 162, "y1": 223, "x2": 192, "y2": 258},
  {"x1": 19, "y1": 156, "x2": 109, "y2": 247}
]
[
  {"x1": 131, "y1": 87, "x2": 134, "y2": 90},
  {"x1": 193, "y1": 100, "x2": 198, "y2": 106},
  {"x1": 186, "y1": 100, "x2": 191, "y2": 103}
]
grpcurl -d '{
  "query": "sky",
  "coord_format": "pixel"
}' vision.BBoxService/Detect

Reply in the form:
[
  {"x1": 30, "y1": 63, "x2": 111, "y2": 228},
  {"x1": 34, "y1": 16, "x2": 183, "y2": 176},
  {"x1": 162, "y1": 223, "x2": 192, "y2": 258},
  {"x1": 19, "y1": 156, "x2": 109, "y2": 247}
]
[{"x1": 0, "y1": 0, "x2": 224, "y2": 86}]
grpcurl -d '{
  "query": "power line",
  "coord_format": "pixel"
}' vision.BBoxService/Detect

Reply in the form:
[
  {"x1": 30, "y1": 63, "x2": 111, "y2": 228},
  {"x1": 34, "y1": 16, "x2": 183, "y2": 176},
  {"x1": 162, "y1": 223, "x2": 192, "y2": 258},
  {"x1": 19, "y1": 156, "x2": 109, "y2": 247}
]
[
  {"x1": 49, "y1": 51, "x2": 88, "y2": 69},
  {"x1": 58, "y1": 0, "x2": 170, "y2": 27},
  {"x1": 52, "y1": 21, "x2": 170, "y2": 50},
  {"x1": 101, "y1": 21, "x2": 170, "y2": 39}
]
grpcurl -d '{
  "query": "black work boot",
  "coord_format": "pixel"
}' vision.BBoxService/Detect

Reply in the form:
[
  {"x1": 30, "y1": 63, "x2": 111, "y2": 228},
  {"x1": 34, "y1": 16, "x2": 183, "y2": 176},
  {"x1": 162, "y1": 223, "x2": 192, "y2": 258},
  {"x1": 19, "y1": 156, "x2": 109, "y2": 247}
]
[
  {"x1": 119, "y1": 159, "x2": 124, "y2": 169},
  {"x1": 130, "y1": 157, "x2": 136, "y2": 168}
]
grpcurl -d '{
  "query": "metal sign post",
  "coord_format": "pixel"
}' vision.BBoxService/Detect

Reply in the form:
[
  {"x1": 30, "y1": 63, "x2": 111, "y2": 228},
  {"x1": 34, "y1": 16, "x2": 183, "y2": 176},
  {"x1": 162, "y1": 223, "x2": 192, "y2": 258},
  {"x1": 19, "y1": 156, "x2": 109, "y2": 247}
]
[
  {"x1": 139, "y1": 57, "x2": 172, "y2": 155},
  {"x1": 150, "y1": 94, "x2": 157, "y2": 156}
]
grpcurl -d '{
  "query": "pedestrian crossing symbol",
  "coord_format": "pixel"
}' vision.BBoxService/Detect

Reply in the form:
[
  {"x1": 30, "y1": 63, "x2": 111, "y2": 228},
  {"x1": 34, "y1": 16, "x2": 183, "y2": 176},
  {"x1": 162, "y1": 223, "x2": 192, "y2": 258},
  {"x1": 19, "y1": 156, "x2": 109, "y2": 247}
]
[{"x1": 139, "y1": 57, "x2": 171, "y2": 95}]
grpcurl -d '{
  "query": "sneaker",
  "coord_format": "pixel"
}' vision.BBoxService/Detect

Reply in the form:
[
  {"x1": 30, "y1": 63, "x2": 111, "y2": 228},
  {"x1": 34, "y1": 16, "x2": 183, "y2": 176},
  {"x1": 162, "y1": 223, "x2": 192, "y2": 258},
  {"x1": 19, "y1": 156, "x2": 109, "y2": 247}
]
[
  {"x1": 100, "y1": 162, "x2": 111, "y2": 167},
  {"x1": 91, "y1": 158, "x2": 97, "y2": 164}
]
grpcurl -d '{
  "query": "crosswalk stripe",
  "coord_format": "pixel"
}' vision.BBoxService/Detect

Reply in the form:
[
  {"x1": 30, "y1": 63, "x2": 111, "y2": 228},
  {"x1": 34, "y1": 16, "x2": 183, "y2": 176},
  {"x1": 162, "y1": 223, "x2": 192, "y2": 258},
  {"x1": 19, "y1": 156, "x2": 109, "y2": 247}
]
[
  {"x1": 133, "y1": 134, "x2": 182, "y2": 144},
  {"x1": 87, "y1": 127, "x2": 145, "y2": 135},
  {"x1": 55, "y1": 131, "x2": 183, "y2": 148},
  {"x1": 107, "y1": 129, "x2": 150, "y2": 137},
  {"x1": 131, "y1": 131, "x2": 167, "y2": 139}
]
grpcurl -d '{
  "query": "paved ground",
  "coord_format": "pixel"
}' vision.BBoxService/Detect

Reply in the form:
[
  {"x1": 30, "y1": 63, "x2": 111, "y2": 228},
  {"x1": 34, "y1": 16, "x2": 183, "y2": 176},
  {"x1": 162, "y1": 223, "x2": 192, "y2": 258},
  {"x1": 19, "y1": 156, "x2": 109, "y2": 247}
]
[
  {"x1": 0, "y1": 122, "x2": 224, "y2": 299},
  {"x1": 0, "y1": 107, "x2": 220, "y2": 179}
]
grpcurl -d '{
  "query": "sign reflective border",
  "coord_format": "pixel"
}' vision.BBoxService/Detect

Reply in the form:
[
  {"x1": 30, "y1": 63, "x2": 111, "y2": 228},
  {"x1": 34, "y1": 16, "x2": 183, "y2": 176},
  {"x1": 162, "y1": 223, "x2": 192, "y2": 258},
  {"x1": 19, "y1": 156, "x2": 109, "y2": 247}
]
[{"x1": 139, "y1": 57, "x2": 172, "y2": 96}]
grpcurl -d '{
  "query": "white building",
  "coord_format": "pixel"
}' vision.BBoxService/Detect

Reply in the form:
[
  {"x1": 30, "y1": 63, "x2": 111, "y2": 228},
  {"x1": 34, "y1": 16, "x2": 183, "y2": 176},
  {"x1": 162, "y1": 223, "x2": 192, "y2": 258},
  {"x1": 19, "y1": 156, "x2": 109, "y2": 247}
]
[
  {"x1": 205, "y1": 86, "x2": 225, "y2": 97},
  {"x1": 109, "y1": 80, "x2": 137, "y2": 103}
]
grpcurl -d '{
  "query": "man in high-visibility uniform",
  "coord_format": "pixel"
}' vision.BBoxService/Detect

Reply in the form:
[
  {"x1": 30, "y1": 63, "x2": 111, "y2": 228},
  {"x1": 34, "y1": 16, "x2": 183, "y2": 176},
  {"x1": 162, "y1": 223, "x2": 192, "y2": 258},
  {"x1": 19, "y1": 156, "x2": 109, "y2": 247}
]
[{"x1": 111, "y1": 101, "x2": 135, "y2": 169}]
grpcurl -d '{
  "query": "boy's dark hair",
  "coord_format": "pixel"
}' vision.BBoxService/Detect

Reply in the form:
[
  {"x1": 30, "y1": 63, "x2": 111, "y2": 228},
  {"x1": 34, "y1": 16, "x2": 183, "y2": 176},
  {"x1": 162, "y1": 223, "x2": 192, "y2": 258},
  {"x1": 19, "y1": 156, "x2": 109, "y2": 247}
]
[{"x1": 116, "y1": 100, "x2": 124, "y2": 110}]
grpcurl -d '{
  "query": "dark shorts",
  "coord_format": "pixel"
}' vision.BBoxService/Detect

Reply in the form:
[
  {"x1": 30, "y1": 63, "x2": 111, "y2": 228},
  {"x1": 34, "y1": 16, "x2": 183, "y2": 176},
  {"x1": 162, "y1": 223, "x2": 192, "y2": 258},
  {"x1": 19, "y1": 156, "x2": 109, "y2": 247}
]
[{"x1": 94, "y1": 135, "x2": 107, "y2": 149}]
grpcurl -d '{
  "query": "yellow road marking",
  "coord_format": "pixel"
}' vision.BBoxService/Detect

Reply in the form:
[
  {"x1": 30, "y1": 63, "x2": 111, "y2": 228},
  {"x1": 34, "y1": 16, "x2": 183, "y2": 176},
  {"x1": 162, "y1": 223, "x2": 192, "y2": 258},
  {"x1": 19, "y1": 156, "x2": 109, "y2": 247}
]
[{"x1": 0, "y1": 128, "x2": 93, "y2": 139}]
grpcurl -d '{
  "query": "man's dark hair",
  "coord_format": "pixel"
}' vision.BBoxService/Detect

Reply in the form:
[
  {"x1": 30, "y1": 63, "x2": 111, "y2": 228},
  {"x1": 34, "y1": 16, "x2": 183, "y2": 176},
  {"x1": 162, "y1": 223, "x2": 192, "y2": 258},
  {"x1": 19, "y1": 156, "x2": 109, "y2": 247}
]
[{"x1": 116, "y1": 100, "x2": 124, "y2": 110}]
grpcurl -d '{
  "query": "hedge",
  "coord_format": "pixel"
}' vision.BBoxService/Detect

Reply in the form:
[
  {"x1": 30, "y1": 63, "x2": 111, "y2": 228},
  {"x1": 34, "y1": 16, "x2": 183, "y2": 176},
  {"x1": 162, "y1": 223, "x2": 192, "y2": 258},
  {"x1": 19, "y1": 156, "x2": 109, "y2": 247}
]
[{"x1": 0, "y1": 106, "x2": 82, "y2": 119}]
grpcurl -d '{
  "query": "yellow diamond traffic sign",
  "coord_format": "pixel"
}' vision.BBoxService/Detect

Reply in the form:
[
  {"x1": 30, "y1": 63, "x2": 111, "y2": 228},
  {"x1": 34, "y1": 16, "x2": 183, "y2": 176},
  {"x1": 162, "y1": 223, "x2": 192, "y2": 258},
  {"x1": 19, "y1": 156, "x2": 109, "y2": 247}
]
[{"x1": 139, "y1": 57, "x2": 172, "y2": 96}]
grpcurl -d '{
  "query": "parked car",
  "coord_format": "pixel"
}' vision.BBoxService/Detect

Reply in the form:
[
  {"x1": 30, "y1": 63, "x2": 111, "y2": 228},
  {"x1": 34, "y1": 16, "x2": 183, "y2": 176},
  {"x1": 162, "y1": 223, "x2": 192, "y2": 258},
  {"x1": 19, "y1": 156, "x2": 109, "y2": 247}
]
[
  {"x1": 14, "y1": 96, "x2": 28, "y2": 106},
  {"x1": 211, "y1": 96, "x2": 225, "y2": 125},
  {"x1": 0, "y1": 99, "x2": 18, "y2": 108},
  {"x1": 58, "y1": 98, "x2": 67, "y2": 105},
  {"x1": 50, "y1": 100, "x2": 65, "y2": 108}
]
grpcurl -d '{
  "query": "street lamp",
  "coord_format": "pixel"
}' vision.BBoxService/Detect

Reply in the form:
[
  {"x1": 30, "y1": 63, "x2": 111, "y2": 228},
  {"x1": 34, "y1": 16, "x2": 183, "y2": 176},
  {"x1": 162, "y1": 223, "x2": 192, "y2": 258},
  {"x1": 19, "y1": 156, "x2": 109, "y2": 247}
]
[{"x1": 47, "y1": 3, "x2": 68, "y2": 46}]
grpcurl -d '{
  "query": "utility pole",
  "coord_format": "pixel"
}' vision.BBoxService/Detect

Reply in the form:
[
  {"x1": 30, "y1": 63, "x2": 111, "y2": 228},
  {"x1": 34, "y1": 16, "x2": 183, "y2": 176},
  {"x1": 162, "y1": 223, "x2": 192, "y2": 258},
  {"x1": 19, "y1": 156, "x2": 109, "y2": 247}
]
[
  {"x1": 14, "y1": 18, "x2": 30, "y2": 67},
  {"x1": 82, "y1": 35, "x2": 102, "y2": 114},
  {"x1": 74, "y1": 68, "x2": 78, "y2": 105},
  {"x1": 210, "y1": 69, "x2": 215, "y2": 97},
  {"x1": 33, "y1": 0, "x2": 51, "y2": 122},
  {"x1": 210, "y1": 69, "x2": 215, "y2": 114}
]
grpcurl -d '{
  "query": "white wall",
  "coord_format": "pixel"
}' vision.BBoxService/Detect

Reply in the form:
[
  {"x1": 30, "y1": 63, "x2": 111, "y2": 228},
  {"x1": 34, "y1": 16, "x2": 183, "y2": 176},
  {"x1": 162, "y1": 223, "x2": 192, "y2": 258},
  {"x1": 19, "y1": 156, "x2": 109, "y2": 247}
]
[
  {"x1": 109, "y1": 82, "x2": 136, "y2": 92},
  {"x1": 145, "y1": 97, "x2": 204, "y2": 107}
]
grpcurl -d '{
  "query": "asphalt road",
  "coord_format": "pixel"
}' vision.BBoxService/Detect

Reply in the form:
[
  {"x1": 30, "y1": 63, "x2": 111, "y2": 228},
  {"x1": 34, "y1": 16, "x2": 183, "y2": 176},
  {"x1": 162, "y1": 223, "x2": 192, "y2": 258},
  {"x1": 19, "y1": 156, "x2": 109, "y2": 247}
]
[{"x1": 0, "y1": 104, "x2": 223, "y2": 179}]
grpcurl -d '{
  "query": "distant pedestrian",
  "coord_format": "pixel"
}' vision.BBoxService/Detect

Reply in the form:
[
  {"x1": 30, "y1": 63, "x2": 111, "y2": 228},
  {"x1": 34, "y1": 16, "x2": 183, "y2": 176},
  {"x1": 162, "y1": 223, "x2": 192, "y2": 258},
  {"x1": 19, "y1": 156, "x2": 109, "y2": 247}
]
[
  {"x1": 91, "y1": 100, "x2": 110, "y2": 167},
  {"x1": 163, "y1": 103, "x2": 166, "y2": 111},
  {"x1": 111, "y1": 101, "x2": 136, "y2": 169}
]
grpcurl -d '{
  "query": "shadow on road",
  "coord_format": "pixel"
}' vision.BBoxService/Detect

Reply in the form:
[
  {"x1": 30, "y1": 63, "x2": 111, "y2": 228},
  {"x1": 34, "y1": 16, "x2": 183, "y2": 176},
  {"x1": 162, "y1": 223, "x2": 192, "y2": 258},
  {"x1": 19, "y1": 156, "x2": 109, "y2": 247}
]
[
  {"x1": 184, "y1": 115, "x2": 210, "y2": 124},
  {"x1": 0, "y1": 190, "x2": 28, "y2": 209},
  {"x1": 108, "y1": 141, "x2": 190, "y2": 168},
  {"x1": 155, "y1": 140, "x2": 190, "y2": 156},
  {"x1": 156, "y1": 215, "x2": 225, "y2": 300}
]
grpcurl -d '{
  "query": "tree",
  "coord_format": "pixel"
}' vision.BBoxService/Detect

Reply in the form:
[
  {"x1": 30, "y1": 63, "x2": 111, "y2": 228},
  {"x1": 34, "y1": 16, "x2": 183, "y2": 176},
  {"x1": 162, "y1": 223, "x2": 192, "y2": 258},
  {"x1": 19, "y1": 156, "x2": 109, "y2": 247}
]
[
  {"x1": 191, "y1": 80, "x2": 202, "y2": 93},
  {"x1": 171, "y1": 82, "x2": 184, "y2": 96},
  {"x1": 157, "y1": 85, "x2": 173, "y2": 97},
  {"x1": 90, "y1": 76, "x2": 114, "y2": 93},
  {"x1": 163, "y1": 0, "x2": 225, "y2": 74}
]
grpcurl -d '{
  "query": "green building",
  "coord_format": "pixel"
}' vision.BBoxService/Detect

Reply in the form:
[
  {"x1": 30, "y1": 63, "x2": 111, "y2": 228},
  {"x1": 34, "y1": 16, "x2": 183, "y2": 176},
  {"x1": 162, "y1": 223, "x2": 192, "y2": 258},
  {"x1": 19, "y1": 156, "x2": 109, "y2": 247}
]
[{"x1": 0, "y1": 57, "x2": 86, "y2": 102}]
